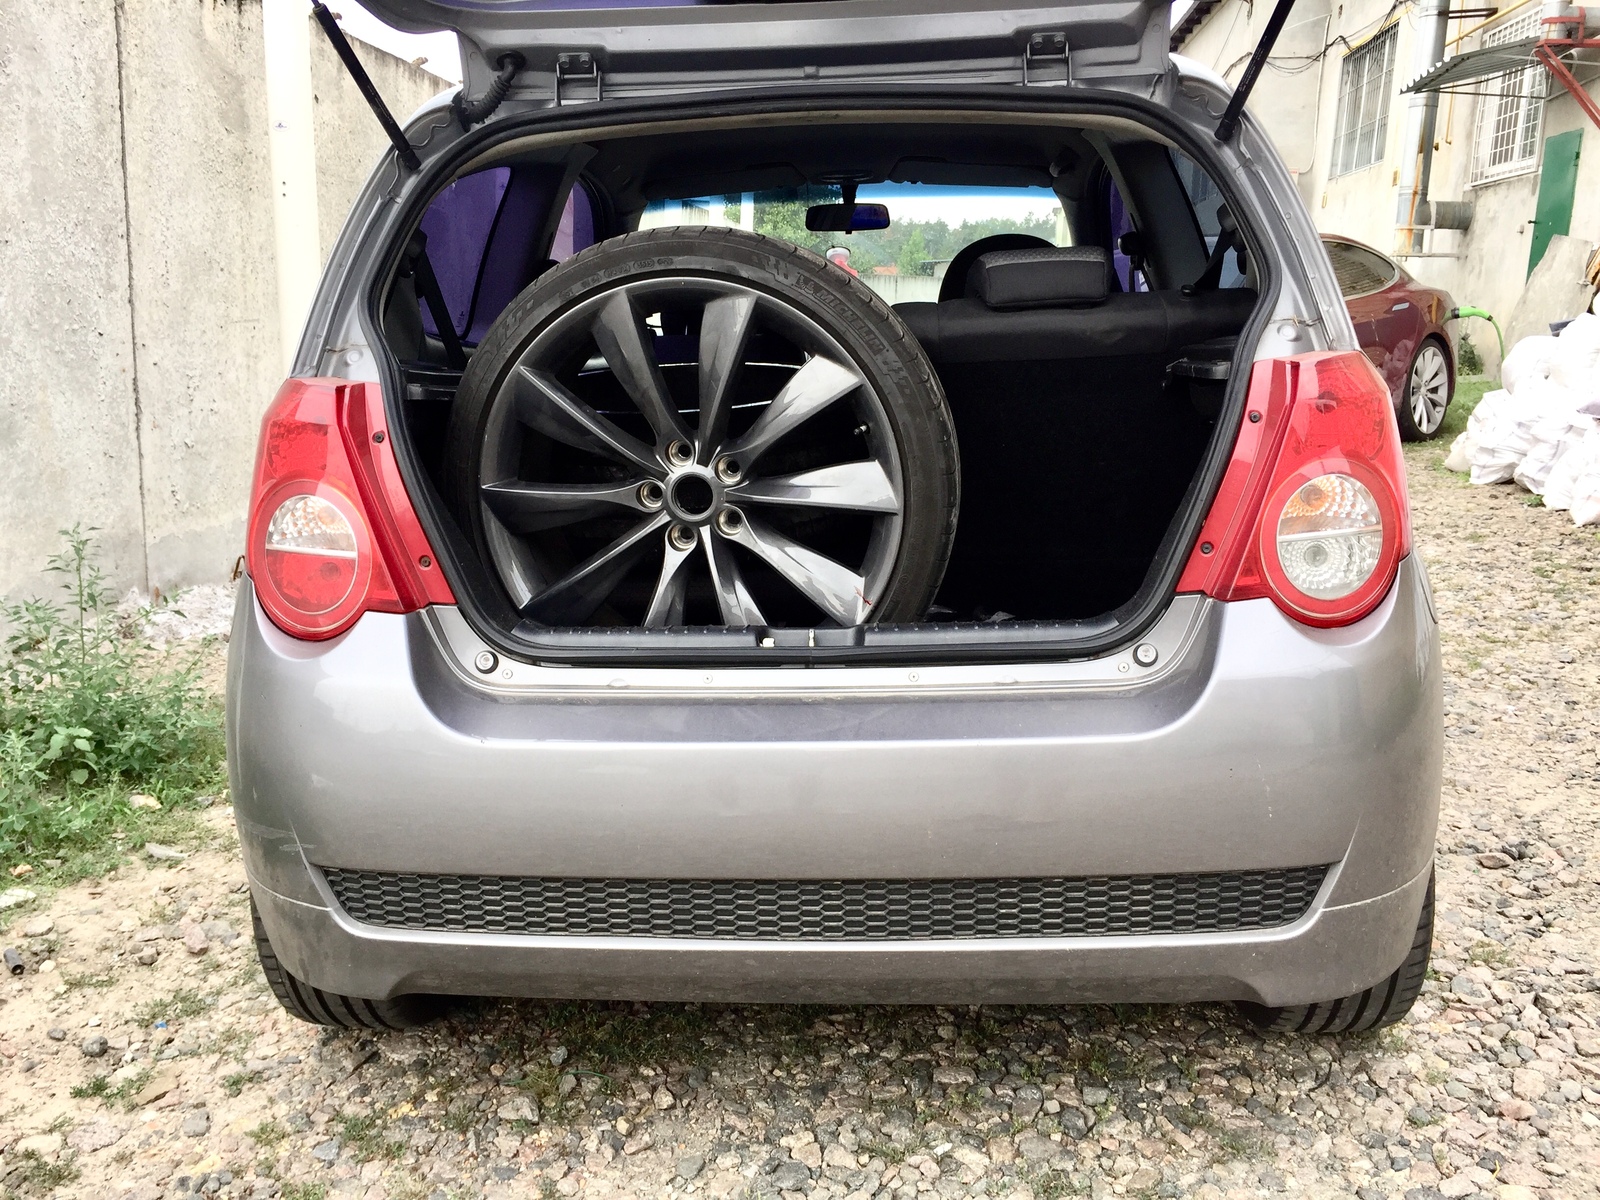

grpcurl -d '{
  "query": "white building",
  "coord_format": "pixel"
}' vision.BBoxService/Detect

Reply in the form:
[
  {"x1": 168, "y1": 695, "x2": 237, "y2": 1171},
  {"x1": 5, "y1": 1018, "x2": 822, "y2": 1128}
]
[{"x1": 1175, "y1": 0, "x2": 1600, "y2": 372}]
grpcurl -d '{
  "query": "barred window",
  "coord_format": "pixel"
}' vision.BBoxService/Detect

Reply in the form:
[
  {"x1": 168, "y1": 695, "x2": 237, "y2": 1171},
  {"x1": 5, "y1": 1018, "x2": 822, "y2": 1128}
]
[
  {"x1": 1331, "y1": 26, "x2": 1398, "y2": 177},
  {"x1": 1470, "y1": 13, "x2": 1546, "y2": 184}
]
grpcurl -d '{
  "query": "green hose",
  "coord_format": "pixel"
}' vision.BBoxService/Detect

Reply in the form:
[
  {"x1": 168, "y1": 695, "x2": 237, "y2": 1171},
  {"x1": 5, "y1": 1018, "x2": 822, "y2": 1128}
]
[{"x1": 1450, "y1": 304, "x2": 1503, "y2": 362}]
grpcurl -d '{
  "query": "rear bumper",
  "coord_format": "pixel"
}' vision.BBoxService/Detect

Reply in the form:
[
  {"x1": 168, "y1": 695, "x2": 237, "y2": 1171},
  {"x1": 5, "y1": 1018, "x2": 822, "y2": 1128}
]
[
  {"x1": 251, "y1": 860, "x2": 1431, "y2": 1005},
  {"x1": 227, "y1": 557, "x2": 1442, "y2": 1006}
]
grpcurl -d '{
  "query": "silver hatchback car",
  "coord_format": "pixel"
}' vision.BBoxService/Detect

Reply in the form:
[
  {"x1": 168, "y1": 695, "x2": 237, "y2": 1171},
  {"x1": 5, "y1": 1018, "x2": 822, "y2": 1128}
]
[{"x1": 230, "y1": 0, "x2": 1441, "y2": 1034}]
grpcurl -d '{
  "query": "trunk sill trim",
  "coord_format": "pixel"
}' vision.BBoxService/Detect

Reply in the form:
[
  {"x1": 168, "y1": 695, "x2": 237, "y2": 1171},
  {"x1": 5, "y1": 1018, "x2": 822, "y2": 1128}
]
[{"x1": 420, "y1": 593, "x2": 1211, "y2": 697}]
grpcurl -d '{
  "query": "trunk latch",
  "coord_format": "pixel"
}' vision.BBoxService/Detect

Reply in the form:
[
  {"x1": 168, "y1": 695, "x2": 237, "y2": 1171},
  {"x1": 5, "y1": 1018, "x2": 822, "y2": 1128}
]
[
  {"x1": 555, "y1": 52, "x2": 603, "y2": 105},
  {"x1": 1023, "y1": 32, "x2": 1069, "y2": 85}
]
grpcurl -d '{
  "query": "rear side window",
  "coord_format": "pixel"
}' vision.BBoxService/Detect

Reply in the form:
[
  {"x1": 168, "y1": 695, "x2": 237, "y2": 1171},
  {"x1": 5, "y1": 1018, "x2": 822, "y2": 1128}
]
[
  {"x1": 1324, "y1": 240, "x2": 1398, "y2": 299},
  {"x1": 418, "y1": 167, "x2": 510, "y2": 339},
  {"x1": 414, "y1": 167, "x2": 597, "y2": 345},
  {"x1": 551, "y1": 184, "x2": 597, "y2": 262},
  {"x1": 1171, "y1": 151, "x2": 1247, "y2": 289}
]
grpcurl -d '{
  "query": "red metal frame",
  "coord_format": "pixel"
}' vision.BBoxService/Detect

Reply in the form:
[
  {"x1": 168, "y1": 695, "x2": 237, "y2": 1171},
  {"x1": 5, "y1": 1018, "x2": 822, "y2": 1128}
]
[{"x1": 1536, "y1": 14, "x2": 1600, "y2": 132}]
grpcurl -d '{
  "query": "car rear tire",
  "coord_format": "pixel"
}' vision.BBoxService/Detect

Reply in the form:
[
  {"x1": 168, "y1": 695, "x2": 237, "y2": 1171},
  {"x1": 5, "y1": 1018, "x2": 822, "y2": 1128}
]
[
  {"x1": 446, "y1": 227, "x2": 959, "y2": 630},
  {"x1": 252, "y1": 898, "x2": 442, "y2": 1030},
  {"x1": 1397, "y1": 337, "x2": 1452, "y2": 441},
  {"x1": 1237, "y1": 867, "x2": 1434, "y2": 1035}
]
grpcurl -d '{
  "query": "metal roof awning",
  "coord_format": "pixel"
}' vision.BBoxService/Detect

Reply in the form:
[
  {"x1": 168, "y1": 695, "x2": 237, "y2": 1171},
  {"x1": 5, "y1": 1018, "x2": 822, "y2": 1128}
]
[{"x1": 1401, "y1": 37, "x2": 1538, "y2": 94}]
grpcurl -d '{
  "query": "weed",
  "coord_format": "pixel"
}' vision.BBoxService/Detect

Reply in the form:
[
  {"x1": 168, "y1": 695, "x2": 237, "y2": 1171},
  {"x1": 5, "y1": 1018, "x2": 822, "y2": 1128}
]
[
  {"x1": 1459, "y1": 335, "x2": 1483, "y2": 376},
  {"x1": 223, "y1": 1071, "x2": 258, "y2": 1098},
  {"x1": 336, "y1": 1113, "x2": 405, "y2": 1162},
  {"x1": 279, "y1": 1185, "x2": 329, "y2": 1200},
  {"x1": 70, "y1": 1075, "x2": 111, "y2": 1100},
  {"x1": 71, "y1": 1068, "x2": 152, "y2": 1109},
  {"x1": 132, "y1": 987, "x2": 212, "y2": 1027},
  {"x1": 1020, "y1": 1166, "x2": 1086, "y2": 1198},
  {"x1": 1469, "y1": 941, "x2": 1512, "y2": 967},
  {"x1": 0, "y1": 530, "x2": 224, "y2": 875},
  {"x1": 441, "y1": 1104, "x2": 481, "y2": 1134},
  {"x1": 63, "y1": 971, "x2": 116, "y2": 990},
  {"x1": 8, "y1": 1149, "x2": 81, "y2": 1190},
  {"x1": 248, "y1": 1121, "x2": 288, "y2": 1147},
  {"x1": 1210, "y1": 1125, "x2": 1265, "y2": 1161}
]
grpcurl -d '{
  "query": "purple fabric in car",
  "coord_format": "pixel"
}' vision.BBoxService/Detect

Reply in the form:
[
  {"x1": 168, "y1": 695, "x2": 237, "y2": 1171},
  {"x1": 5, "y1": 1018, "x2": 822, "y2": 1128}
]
[{"x1": 418, "y1": 167, "x2": 509, "y2": 339}]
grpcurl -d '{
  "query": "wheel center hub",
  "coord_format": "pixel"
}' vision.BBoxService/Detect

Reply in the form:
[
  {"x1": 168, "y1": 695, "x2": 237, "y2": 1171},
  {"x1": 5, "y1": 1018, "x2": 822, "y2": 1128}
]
[{"x1": 666, "y1": 469, "x2": 720, "y2": 522}]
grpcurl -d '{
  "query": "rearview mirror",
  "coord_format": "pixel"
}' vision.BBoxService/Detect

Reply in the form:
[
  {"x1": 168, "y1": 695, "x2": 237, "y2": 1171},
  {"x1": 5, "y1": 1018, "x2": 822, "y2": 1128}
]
[{"x1": 805, "y1": 203, "x2": 890, "y2": 233}]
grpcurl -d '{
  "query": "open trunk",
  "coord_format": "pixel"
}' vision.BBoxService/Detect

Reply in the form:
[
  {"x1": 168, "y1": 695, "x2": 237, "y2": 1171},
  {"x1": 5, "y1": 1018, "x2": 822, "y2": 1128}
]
[{"x1": 373, "y1": 106, "x2": 1267, "y2": 662}]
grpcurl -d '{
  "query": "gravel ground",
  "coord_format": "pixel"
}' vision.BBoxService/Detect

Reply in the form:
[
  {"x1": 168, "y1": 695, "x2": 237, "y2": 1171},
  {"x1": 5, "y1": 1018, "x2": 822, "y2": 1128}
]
[{"x1": 4, "y1": 444, "x2": 1600, "y2": 1200}]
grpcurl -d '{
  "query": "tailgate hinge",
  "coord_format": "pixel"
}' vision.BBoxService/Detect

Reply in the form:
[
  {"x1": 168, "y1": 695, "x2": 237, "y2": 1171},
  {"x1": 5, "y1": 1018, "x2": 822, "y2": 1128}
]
[
  {"x1": 1023, "y1": 32, "x2": 1070, "y2": 85},
  {"x1": 555, "y1": 52, "x2": 603, "y2": 105}
]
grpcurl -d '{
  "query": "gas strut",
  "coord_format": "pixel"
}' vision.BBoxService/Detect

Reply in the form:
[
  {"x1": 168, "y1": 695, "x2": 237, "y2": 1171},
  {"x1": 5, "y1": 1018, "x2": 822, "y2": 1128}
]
[
  {"x1": 310, "y1": 1, "x2": 422, "y2": 171},
  {"x1": 1213, "y1": 0, "x2": 1297, "y2": 143}
]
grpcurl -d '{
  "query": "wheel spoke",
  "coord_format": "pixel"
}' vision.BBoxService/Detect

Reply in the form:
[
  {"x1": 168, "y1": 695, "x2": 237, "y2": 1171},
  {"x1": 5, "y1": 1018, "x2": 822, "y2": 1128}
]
[
  {"x1": 591, "y1": 291, "x2": 691, "y2": 447},
  {"x1": 481, "y1": 479, "x2": 652, "y2": 533},
  {"x1": 730, "y1": 461, "x2": 899, "y2": 513},
  {"x1": 719, "y1": 514, "x2": 869, "y2": 626},
  {"x1": 696, "y1": 292, "x2": 757, "y2": 461},
  {"x1": 724, "y1": 354, "x2": 862, "y2": 464},
  {"x1": 511, "y1": 366, "x2": 660, "y2": 476},
  {"x1": 703, "y1": 529, "x2": 766, "y2": 627},
  {"x1": 643, "y1": 531, "x2": 696, "y2": 628},
  {"x1": 524, "y1": 514, "x2": 668, "y2": 626}
]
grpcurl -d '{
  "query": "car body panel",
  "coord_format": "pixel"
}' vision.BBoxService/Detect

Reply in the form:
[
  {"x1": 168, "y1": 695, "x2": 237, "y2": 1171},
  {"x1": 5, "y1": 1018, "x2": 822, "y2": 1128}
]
[
  {"x1": 229, "y1": 557, "x2": 1441, "y2": 1004},
  {"x1": 1324, "y1": 234, "x2": 1455, "y2": 407},
  {"x1": 233, "y1": 47, "x2": 1439, "y2": 1009},
  {"x1": 358, "y1": 0, "x2": 1169, "y2": 96}
]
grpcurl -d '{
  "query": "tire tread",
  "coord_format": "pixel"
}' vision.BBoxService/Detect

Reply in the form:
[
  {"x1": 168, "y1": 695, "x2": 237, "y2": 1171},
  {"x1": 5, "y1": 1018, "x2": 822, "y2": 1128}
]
[
  {"x1": 1239, "y1": 868, "x2": 1434, "y2": 1035},
  {"x1": 252, "y1": 899, "x2": 438, "y2": 1030}
]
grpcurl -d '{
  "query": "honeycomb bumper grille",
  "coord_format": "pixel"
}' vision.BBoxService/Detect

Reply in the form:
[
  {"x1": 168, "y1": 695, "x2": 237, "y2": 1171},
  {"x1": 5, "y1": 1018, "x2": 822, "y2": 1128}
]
[{"x1": 321, "y1": 866, "x2": 1328, "y2": 941}]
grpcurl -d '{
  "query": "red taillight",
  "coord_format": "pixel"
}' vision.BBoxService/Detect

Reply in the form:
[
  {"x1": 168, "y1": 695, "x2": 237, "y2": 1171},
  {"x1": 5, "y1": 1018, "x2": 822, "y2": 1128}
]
[
  {"x1": 247, "y1": 378, "x2": 454, "y2": 640},
  {"x1": 1177, "y1": 352, "x2": 1411, "y2": 627}
]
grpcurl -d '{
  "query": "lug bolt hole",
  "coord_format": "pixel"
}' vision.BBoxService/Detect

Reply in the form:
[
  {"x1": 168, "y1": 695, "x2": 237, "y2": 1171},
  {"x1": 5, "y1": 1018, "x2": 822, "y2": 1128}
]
[
  {"x1": 638, "y1": 481, "x2": 664, "y2": 509},
  {"x1": 667, "y1": 440, "x2": 694, "y2": 466},
  {"x1": 716, "y1": 508, "x2": 744, "y2": 535},
  {"x1": 715, "y1": 456, "x2": 742, "y2": 483},
  {"x1": 669, "y1": 524, "x2": 697, "y2": 551}
]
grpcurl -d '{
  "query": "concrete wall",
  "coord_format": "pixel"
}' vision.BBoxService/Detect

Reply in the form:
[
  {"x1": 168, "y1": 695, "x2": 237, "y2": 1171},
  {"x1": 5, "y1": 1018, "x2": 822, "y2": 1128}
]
[
  {"x1": 119, "y1": 0, "x2": 282, "y2": 590},
  {"x1": 1178, "y1": 0, "x2": 1600, "y2": 377},
  {"x1": 0, "y1": 0, "x2": 148, "y2": 601},
  {"x1": 312, "y1": 31, "x2": 446, "y2": 265},
  {"x1": 0, "y1": 1, "x2": 441, "y2": 608}
]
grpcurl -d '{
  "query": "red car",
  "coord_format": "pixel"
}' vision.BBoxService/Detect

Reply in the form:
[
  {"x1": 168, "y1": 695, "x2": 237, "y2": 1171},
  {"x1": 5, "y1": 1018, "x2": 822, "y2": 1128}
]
[{"x1": 1322, "y1": 235, "x2": 1457, "y2": 440}]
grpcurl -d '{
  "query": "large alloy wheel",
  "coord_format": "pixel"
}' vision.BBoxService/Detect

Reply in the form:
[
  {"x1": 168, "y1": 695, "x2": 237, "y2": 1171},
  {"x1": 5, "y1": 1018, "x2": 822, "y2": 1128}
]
[
  {"x1": 447, "y1": 229, "x2": 958, "y2": 630},
  {"x1": 1397, "y1": 338, "x2": 1452, "y2": 441}
]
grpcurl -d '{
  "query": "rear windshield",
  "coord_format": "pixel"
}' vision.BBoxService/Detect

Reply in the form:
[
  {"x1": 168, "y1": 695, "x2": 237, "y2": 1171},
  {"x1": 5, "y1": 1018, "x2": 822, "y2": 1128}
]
[{"x1": 641, "y1": 183, "x2": 1065, "y2": 303}]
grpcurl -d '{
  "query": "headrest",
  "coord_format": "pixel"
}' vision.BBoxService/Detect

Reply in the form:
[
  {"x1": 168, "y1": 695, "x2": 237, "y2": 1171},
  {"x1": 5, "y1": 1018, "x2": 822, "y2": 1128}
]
[{"x1": 970, "y1": 245, "x2": 1110, "y2": 310}]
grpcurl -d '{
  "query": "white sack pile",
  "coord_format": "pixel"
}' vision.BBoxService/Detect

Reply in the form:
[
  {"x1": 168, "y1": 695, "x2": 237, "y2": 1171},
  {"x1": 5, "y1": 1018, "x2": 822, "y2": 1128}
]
[{"x1": 1444, "y1": 308, "x2": 1600, "y2": 525}]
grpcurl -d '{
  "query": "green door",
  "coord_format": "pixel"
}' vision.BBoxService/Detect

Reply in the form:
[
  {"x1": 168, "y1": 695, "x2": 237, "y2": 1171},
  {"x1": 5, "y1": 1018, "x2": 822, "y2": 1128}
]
[{"x1": 1529, "y1": 129, "x2": 1582, "y2": 277}]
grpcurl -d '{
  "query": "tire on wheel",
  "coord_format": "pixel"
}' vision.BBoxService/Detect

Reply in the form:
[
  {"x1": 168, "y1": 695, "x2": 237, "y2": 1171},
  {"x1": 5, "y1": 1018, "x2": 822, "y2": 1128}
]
[
  {"x1": 1397, "y1": 336, "x2": 1453, "y2": 442},
  {"x1": 445, "y1": 227, "x2": 959, "y2": 631},
  {"x1": 253, "y1": 899, "x2": 442, "y2": 1030},
  {"x1": 1238, "y1": 867, "x2": 1434, "y2": 1035}
]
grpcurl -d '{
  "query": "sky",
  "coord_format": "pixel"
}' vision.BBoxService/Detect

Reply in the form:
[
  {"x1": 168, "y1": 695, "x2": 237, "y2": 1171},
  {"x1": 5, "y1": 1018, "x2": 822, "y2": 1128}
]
[
  {"x1": 855, "y1": 184, "x2": 1062, "y2": 227},
  {"x1": 334, "y1": 1, "x2": 463, "y2": 82}
]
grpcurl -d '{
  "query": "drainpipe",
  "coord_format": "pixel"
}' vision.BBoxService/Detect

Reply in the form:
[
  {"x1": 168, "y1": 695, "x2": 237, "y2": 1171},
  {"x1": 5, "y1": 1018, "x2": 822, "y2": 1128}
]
[{"x1": 1396, "y1": 0, "x2": 1452, "y2": 254}]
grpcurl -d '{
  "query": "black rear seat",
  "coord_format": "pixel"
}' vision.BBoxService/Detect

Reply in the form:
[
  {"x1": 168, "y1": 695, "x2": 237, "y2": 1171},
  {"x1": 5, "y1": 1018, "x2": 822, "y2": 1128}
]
[
  {"x1": 891, "y1": 246, "x2": 1258, "y2": 621},
  {"x1": 894, "y1": 246, "x2": 1256, "y2": 364}
]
